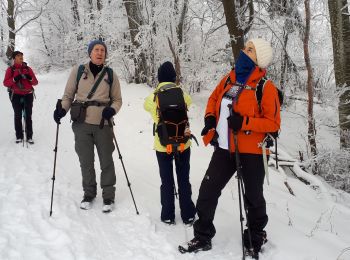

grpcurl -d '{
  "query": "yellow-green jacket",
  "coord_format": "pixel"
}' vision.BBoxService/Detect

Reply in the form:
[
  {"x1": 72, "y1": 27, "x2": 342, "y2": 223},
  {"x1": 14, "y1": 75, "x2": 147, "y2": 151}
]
[{"x1": 144, "y1": 82, "x2": 192, "y2": 152}]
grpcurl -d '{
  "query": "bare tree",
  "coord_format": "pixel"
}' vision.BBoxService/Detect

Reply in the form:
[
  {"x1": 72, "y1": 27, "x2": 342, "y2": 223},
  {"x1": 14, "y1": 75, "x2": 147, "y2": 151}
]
[
  {"x1": 328, "y1": 0, "x2": 350, "y2": 148},
  {"x1": 97, "y1": 0, "x2": 102, "y2": 11},
  {"x1": 5, "y1": 0, "x2": 47, "y2": 60},
  {"x1": 222, "y1": 0, "x2": 254, "y2": 60},
  {"x1": 71, "y1": 0, "x2": 80, "y2": 26},
  {"x1": 175, "y1": 0, "x2": 189, "y2": 46},
  {"x1": 303, "y1": 0, "x2": 318, "y2": 173},
  {"x1": 1, "y1": 2, "x2": 5, "y2": 57},
  {"x1": 267, "y1": 0, "x2": 304, "y2": 89},
  {"x1": 167, "y1": 37, "x2": 181, "y2": 85},
  {"x1": 5, "y1": 0, "x2": 15, "y2": 60},
  {"x1": 123, "y1": 0, "x2": 148, "y2": 83}
]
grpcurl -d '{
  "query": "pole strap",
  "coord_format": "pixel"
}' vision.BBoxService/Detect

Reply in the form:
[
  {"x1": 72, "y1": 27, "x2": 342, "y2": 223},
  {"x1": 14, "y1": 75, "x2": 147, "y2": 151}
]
[{"x1": 262, "y1": 141, "x2": 270, "y2": 185}]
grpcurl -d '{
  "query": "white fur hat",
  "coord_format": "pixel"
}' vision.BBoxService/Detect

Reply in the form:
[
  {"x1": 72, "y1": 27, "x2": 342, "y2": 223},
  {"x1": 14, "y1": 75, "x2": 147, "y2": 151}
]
[{"x1": 247, "y1": 38, "x2": 273, "y2": 68}]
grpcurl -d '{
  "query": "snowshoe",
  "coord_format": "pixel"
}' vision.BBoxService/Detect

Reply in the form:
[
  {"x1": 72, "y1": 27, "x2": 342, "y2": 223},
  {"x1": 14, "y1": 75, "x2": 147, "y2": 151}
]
[
  {"x1": 27, "y1": 139, "x2": 34, "y2": 144},
  {"x1": 102, "y1": 199, "x2": 114, "y2": 213},
  {"x1": 16, "y1": 138, "x2": 23, "y2": 144},
  {"x1": 178, "y1": 237, "x2": 212, "y2": 254},
  {"x1": 80, "y1": 196, "x2": 95, "y2": 210}
]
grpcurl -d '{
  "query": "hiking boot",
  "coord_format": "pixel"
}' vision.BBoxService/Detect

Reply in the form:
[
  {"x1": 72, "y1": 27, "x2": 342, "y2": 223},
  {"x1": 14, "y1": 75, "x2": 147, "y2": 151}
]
[
  {"x1": 245, "y1": 248, "x2": 259, "y2": 259},
  {"x1": 80, "y1": 196, "x2": 95, "y2": 210},
  {"x1": 161, "y1": 219, "x2": 175, "y2": 225},
  {"x1": 178, "y1": 237, "x2": 212, "y2": 253},
  {"x1": 183, "y1": 217, "x2": 195, "y2": 226},
  {"x1": 102, "y1": 199, "x2": 114, "y2": 213},
  {"x1": 27, "y1": 139, "x2": 34, "y2": 144},
  {"x1": 244, "y1": 230, "x2": 267, "y2": 259},
  {"x1": 16, "y1": 138, "x2": 23, "y2": 143}
]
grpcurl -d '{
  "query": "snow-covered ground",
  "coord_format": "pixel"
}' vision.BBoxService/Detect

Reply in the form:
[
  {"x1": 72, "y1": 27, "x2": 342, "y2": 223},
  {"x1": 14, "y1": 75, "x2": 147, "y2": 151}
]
[{"x1": 0, "y1": 67, "x2": 350, "y2": 260}]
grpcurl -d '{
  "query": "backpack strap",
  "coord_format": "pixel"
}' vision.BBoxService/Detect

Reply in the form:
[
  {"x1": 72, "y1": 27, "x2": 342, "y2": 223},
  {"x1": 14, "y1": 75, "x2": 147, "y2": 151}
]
[
  {"x1": 256, "y1": 77, "x2": 267, "y2": 111},
  {"x1": 105, "y1": 67, "x2": 113, "y2": 104},
  {"x1": 76, "y1": 65, "x2": 114, "y2": 100},
  {"x1": 86, "y1": 68, "x2": 107, "y2": 99},
  {"x1": 223, "y1": 74, "x2": 232, "y2": 90},
  {"x1": 76, "y1": 64, "x2": 86, "y2": 90},
  {"x1": 106, "y1": 67, "x2": 113, "y2": 87}
]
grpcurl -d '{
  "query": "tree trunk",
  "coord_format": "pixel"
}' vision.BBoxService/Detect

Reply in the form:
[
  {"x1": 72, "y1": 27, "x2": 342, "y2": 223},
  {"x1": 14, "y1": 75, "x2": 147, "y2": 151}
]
[
  {"x1": 71, "y1": 0, "x2": 80, "y2": 26},
  {"x1": 1, "y1": 5, "x2": 4, "y2": 57},
  {"x1": 303, "y1": 0, "x2": 318, "y2": 174},
  {"x1": 222, "y1": 0, "x2": 254, "y2": 61},
  {"x1": 328, "y1": 0, "x2": 350, "y2": 148},
  {"x1": 97, "y1": 0, "x2": 103, "y2": 11},
  {"x1": 167, "y1": 37, "x2": 181, "y2": 85},
  {"x1": 5, "y1": 0, "x2": 15, "y2": 61},
  {"x1": 279, "y1": 30, "x2": 289, "y2": 89},
  {"x1": 176, "y1": 0, "x2": 189, "y2": 47},
  {"x1": 149, "y1": 0, "x2": 157, "y2": 86},
  {"x1": 123, "y1": 0, "x2": 148, "y2": 83}
]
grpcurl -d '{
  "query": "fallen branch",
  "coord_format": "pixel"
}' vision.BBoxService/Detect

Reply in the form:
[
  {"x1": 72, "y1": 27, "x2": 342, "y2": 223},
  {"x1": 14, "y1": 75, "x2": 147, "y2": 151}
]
[
  {"x1": 284, "y1": 181, "x2": 295, "y2": 196},
  {"x1": 288, "y1": 96, "x2": 322, "y2": 104}
]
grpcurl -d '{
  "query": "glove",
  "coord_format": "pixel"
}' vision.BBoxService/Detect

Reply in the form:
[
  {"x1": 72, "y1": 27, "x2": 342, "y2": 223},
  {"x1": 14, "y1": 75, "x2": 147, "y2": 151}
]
[
  {"x1": 201, "y1": 115, "x2": 216, "y2": 136},
  {"x1": 227, "y1": 112, "x2": 243, "y2": 132},
  {"x1": 53, "y1": 108, "x2": 66, "y2": 124},
  {"x1": 24, "y1": 74, "x2": 32, "y2": 80},
  {"x1": 102, "y1": 107, "x2": 116, "y2": 120},
  {"x1": 14, "y1": 74, "x2": 23, "y2": 82}
]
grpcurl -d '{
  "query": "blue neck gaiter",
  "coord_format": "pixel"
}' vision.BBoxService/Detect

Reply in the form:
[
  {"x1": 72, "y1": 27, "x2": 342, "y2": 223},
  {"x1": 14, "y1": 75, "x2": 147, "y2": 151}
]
[{"x1": 235, "y1": 50, "x2": 256, "y2": 85}]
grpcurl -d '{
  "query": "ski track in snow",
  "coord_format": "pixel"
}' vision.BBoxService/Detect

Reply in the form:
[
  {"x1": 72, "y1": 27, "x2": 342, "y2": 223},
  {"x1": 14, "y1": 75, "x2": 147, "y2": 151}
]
[{"x1": 0, "y1": 68, "x2": 350, "y2": 260}]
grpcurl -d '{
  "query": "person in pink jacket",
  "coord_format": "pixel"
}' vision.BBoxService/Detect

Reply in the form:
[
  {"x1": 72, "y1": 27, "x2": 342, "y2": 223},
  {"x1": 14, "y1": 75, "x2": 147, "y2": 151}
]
[{"x1": 3, "y1": 51, "x2": 38, "y2": 144}]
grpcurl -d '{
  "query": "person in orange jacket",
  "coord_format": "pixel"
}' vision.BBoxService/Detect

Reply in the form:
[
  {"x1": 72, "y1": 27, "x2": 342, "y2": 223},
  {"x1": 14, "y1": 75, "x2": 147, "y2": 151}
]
[
  {"x1": 179, "y1": 38, "x2": 281, "y2": 258},
  {"x1": 3, "y1": 51, "x2": 38, "y2": 144}
]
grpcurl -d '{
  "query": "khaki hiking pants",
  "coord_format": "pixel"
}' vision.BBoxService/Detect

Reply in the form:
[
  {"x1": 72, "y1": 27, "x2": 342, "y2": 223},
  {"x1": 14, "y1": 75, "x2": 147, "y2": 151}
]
[{"x1": 72, "y1": 122, "x2": 116, "y2": 200}]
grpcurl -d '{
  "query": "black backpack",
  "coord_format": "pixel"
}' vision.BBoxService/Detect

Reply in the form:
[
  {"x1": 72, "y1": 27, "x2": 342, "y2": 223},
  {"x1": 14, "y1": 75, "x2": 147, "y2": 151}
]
[
  {"x1": 154, "y1": 83, "x2": 189, "y2": 153},
  {"x1": 256, "y1": 77, "x2": 284, "y2": 113}
]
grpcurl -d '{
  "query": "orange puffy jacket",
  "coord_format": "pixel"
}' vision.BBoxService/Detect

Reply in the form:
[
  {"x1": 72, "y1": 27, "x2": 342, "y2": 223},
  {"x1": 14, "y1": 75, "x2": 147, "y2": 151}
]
[{"x1": 203, "y1": 67, "x2": 281, "y2": 155}]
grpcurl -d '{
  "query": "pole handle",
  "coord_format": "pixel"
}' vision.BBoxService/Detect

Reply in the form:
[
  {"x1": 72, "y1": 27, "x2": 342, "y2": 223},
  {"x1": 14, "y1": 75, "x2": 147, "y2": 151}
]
[{"x1": 56, "y1": 99, "x2": 62, "y2": 110}]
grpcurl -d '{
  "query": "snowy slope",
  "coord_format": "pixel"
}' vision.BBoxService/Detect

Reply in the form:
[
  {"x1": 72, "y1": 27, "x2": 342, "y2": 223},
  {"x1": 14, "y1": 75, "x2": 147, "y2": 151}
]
[{"x1": 0, "y1": 67, "x2": 350, "y2": 260}]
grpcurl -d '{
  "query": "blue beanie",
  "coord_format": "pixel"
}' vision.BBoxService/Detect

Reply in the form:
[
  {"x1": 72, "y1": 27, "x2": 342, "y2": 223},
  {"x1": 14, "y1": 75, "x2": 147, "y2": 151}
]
[
  {"x1": 158, "y1": 61, "x2": 176, "y2": 83},
  {"x1": 87, "y1": 40, "x2": 107, "y2": 56}
]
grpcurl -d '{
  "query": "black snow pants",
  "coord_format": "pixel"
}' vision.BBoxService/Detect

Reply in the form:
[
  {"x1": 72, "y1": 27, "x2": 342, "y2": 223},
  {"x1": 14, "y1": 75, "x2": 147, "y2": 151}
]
[{"x1": 193, "y1": 147, "x2": 268, "y2": 251}]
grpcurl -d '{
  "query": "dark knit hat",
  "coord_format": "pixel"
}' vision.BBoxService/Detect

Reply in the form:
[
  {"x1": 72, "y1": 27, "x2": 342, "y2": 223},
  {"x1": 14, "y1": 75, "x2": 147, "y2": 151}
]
[
  {"x1": 87, "y1": 40, "x2": 107, "y2": 56},
  {"x1": 157, "y1": 61, "x2": 176, "y2": 83},
  {"x1": 12, "y1": 51, "x2": 23, "y2": 59}
]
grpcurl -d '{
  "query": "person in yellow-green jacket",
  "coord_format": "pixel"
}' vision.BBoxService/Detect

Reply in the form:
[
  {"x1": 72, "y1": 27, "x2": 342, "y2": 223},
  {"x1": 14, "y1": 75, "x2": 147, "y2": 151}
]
[{"x1": 144, "y1": 61, "x2": 196, "y2": 225}]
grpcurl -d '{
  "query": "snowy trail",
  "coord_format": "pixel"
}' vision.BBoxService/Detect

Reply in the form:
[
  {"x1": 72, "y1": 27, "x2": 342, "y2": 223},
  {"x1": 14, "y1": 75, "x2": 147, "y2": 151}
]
[{"x1": 0, "y1": 68, "x2": 350, "y2": 260}]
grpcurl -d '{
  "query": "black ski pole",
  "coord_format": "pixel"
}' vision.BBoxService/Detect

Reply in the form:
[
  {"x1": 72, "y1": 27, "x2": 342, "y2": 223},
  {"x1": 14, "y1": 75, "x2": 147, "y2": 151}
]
[
  {"x1": 228, "y1": 104, "x2": 254, "y2": 260},
  {"x1": 22, "y1": 110, "x2": 26, "y2": 147},
  {"x1": 21, "y1": 97, "x2": 26, "y2": 147},
  {"x1": 108, "y1": 120, "x2": 139, "y2": 215},
  {"x1": 173, "y1": 153, "x2": 179, "y2": 200},
  {"x1": 275, "y1": 137, "x2": 279, "y2": 170},
  {"x1": 233, "y1": 132, "x2": 247, "y2": 260},
  {"x1": 50, "y1": 99, "x2": 61, "y2": 217},
  {"x1": 174, "y1": 184, "x2": 178, "y2": 200}
]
